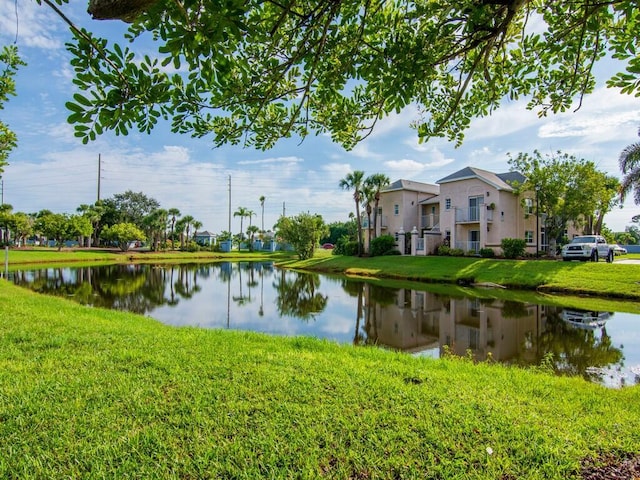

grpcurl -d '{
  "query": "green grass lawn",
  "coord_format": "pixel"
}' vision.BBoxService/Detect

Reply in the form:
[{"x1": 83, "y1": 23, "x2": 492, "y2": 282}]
[
  {"x1": 4, "y1": 247, "x2": 640, "y2": 302},
  {"x1": 2, "y1": 247, "x2": 295, "y2": 266},
  {"x1": 285, "y1": 251, "x2": 640, "y2": 301},
  {"x1": 1, "y1": 280, "x2": 638, "y2": 479}
]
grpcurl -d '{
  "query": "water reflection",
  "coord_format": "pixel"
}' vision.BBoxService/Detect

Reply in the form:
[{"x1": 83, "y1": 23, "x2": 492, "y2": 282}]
[
  {"x1": 360, "y1": 286, "x2": 624, "y2": 385},
  {"x1": 10, "y1": 263, "x2": 639, "y2": 387}
]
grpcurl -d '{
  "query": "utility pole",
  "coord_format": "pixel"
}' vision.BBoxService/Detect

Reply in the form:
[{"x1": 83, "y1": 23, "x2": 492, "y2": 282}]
[
  {"x1": 228, "y1": 175, "x2": 232, "y2": 238},
  {"x1": 282, "y1": 201, "x2": 285, "y2": 217},
  {"x1": 0, "y1": 178, "x2": 3, "y2": 206},
  {"x1": 97, "y1": 154, "x2": 101, "y2": 202},
  {"x1": 535, "y1": 185, "x2": 540, "y2": 258}
]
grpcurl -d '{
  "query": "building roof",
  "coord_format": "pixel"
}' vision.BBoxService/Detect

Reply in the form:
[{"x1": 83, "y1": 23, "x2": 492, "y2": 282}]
[
  {"x1": 194, "y1": 231, "x2": 216, "y2": 237},
  {"x1": 383, "y1": 179, "x2": 440, "y2": 195},
  {"x1": 437, "y1": 167, "x2": 525, "y2": 191},
  {"x1": 418, "y1": 195, "x2": 440, "y2": 205}
]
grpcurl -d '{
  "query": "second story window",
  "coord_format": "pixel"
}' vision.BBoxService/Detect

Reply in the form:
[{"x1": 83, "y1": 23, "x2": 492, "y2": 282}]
[
  {"x1": 445, "y1": 198, "x2": 451, "y2": 210},
  {"x1": 394, "y1": 204, "x2": 399, "y2": 215},
  {"x1": 524, "y1": 198, "x2": 534, "y2": 215}
]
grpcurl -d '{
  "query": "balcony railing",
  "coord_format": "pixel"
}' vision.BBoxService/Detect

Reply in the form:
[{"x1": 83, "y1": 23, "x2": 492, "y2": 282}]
[
  {"x1": 455, "y1": 207, "x2": 493, "y2": 223},
  {"x1": 362, "y1": 215, "x2": 388, "y2": 229},
  {"x1": 420, "y1": 214, "x2": 439, "y2": 230},
  {"x1": 455, "y1": 241, "x2": 480, "y2": 253}
]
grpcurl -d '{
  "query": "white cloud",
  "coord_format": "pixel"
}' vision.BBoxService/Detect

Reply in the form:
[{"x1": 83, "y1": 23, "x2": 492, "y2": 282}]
[
  {"x1": 348, "y1": 142, "x2": 385, "y2": 160},
  {"x1": 0, "y1": 2, "x2": 64, "y2": 50},
  {"x1": 237, "y1": 156, "x2": 303, "y2": 166},
  {"x1": 465, "y1": 100, "x2": 544, "y2": 142},
  {"x1": 321, "y1": 162, "x2": 354, "y2": 180},
  {"x1": 537, "y1": 88, "x2": 640, "y2": 144}
]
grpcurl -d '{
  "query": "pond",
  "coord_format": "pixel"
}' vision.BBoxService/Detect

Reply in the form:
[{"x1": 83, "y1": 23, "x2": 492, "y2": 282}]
[{"x1": 9, "y1": 262, "x2": 640, "y2": 388}]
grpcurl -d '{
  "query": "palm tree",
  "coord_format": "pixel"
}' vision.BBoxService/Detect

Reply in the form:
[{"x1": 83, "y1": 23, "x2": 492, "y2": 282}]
[
  {"x1": 339, "y1": 170, "x2": 365, "y2": 255},
  {"x1": 246, "y1": 225, "x2": 260, "y2": 250},
  {"x1": 259, "y1": 195, "x2": 266, "y2": 232},
  {"x1": 142, "y1": 208, "x2": 168, "y2": 251},
  {"x1": 167, "y1": 208, "x2": 181, "y2": 249},
  {"x1": 76, "y1": 202, "x2": 105, "y2": 247},
  {"x1": 192, "y1": 220, "x2": 203, "y2": 245},
  {"x1": 181, "y1": 215, "x2": 195, "y2": 244},
  {"x1": 0, "y1": 203, "x2": 13, "y2": 244},
  {"x1": 247, "y1": 209, "x2": 256, "y2": 229},
  {"x1": 234, "y1": 206, "x2": 251, "y2": 243},
  {"x1": 361, "y1": 182, "x2": 375, "y2": 253},
  {"x1": 619, "y1": 126, "x2": 640, "y2": 205},
  {"x1": 174, "y1": 216, "x2": 190, "y2": 248},
  {"x1": 366, "y1": 173, "x2": 390, "y2": 241}
]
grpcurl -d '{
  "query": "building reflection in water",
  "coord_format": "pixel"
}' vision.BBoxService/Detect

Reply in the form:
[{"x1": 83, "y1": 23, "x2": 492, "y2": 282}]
[{"x1": 358, "y1": 284, "x2": 622, "y2": 384}]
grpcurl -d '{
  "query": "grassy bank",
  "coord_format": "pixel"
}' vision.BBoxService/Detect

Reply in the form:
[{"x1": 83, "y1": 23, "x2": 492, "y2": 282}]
[
  {"x1": 2, "y1": 247, "x2": 295, "y2": 267},
  {"x1": 283, "y1": 252, "x2": 640, "y2": 301},
  {"x1": 0, "y1": 280, "x2": 638, "y2": 479},
  {"x1": 4, "y1": 247, "x2": 640, "y2": 301}
]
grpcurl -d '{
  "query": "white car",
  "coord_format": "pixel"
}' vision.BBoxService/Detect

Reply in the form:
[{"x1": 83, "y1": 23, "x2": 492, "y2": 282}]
[
  {"x1": 561, "y1": 235, "x2": 614, "y2": 262},
  {"x1": 613, "y1": 244, "x2": 627, "y2": 255}
]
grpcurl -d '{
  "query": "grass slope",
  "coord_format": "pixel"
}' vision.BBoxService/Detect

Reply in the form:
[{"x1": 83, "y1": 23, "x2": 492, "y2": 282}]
[
  {"x1": 1, "y1": 280, "x2": 638, "y2": 479},
  {"x1": 5, "y1": 248, "x2": 640, "y2": 300},
  {"x1": 3, "y1": 248, "x2": 294, "y2": 266},
  {"x1": 284, "y1": 253, "x2": 640, "y2": 300}
]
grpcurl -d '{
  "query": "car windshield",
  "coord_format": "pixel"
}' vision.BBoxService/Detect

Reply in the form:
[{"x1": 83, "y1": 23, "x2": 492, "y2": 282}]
[{"x1": 571, "y1": 236, "x2": 595, "y2": 243}]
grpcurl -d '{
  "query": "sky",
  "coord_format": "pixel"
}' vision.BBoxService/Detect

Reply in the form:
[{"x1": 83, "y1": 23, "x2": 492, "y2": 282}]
[{"x1": 1, "y1": 1, "x2": 640, "y2": 235}]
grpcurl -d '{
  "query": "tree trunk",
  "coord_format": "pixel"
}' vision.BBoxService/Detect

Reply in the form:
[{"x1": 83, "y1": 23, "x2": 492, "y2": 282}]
[{"x1": 88, "y1": 0, "x2": 158, "y2": 22}]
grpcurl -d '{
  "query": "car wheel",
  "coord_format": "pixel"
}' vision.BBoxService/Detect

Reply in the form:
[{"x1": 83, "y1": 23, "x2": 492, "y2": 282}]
[
  {"x1": 591, "y1": 250, "x2": 598, "y2": 262},
  {"x1": 607, "y1": 250, "x2": 614, "y2": 263}
]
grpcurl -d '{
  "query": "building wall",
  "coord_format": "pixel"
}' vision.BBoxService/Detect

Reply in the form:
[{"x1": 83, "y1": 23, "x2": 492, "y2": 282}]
[
  {"x1": 376, "y1": 188, "x2": 438, "y2": 240},
  {"x1": 439, "y1": 178, "x2": 541, "y2": 254}
]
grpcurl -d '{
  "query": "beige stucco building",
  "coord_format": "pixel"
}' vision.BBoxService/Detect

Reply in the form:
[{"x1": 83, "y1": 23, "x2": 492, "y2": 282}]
[
  {"x1": 367, "y1": 166, "x2": 552, "y2": 255},
  {"x1": 436, "y1": 166, "x2": 542, "y2": 254},
  {"x1": 363, "y1": 179, "x2": 440, "y2": 252}
]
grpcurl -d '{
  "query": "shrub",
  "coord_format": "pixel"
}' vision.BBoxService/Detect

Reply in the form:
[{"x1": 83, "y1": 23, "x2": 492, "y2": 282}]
[
  {"x1": 501, "y1": 238, "x2": 526, "y2": 259},
  {"x1": 479, "y1": 247, "x2": 495, "y2": 258},
  {"x1": 334, "y1": 237, "x2": 361, "y2": 256},
  {"x1": 382, "y1": 249, "x2": 401, "y2": 255},
  {"x1": 369, "y1": 235, "x2": 396, "y2": 257},
  {"x1": 437, "y1": 245, "x2": 451, "y2": 256},
  {"x1": 450, "y1": 248, "x2": 465, "y2": 257},
  {"x1": 181, "y1": 242, "x2": 201, "y2": 252}
]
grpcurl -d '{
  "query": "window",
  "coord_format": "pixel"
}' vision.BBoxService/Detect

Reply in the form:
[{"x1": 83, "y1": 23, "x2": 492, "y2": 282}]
[
  {"x1": 469, "y1": 196, "x2": 483, "y2": 221},
  {"x1": 394, "y1": 204, "x2": 399, "y2": 215},
  {"x1": 525, "y1": 230, "x2": 534, "y2": 243},
  {"x1": 445, "y1": 198, "x2": 451, "y2": 210},
  {"x1": 524, "y1": 198, "x2": 534, "y2": 215}
]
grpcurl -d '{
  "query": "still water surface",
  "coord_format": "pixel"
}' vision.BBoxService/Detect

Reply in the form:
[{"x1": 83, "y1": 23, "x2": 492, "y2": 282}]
[{"x1": 10, "y1": 262, "x2": 640, "y2": 388}]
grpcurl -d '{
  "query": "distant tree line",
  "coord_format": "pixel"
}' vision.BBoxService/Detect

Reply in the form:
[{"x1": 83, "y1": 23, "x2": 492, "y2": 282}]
[{"x1": 0, "y1": 190, "x2": 203, "y2": 252}]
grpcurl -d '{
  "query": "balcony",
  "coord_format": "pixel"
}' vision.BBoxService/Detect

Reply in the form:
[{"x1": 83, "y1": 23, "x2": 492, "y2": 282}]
[
  {"x1": 362, "y1": 215, "x2": 388, "y2": 229},
  {"x1": 420, "y1": 214, "x2": 439, "y2": 230},
  {"x1": 455, "y1": 207, "x2": 493, "y2": 224},
  {"x1": 455, "y1": 241, "x2": 480, "y2": 253}
]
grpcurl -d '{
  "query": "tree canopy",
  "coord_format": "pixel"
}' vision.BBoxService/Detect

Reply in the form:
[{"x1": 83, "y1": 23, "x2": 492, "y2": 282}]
[
  {"x1": 275, "y1": 212, "x2": 328, "y2": 260},
  {"x1": 0, "y1": 46, "x2": 24, "y2": 173},
  {"x1": 508, "y1": 150, "x2": 620, "y2": 248},
  {"x1": 619, "y1": 126, "x2": 640, "y2": 205},
  {"x1": 27, "y1": 0, "x2": 640, "y2": 150}
]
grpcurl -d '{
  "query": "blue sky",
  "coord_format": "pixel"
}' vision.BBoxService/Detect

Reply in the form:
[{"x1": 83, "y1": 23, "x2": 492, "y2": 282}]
[{"x1": 2, "y1": 1, "x2": 640, "y2": 234}]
